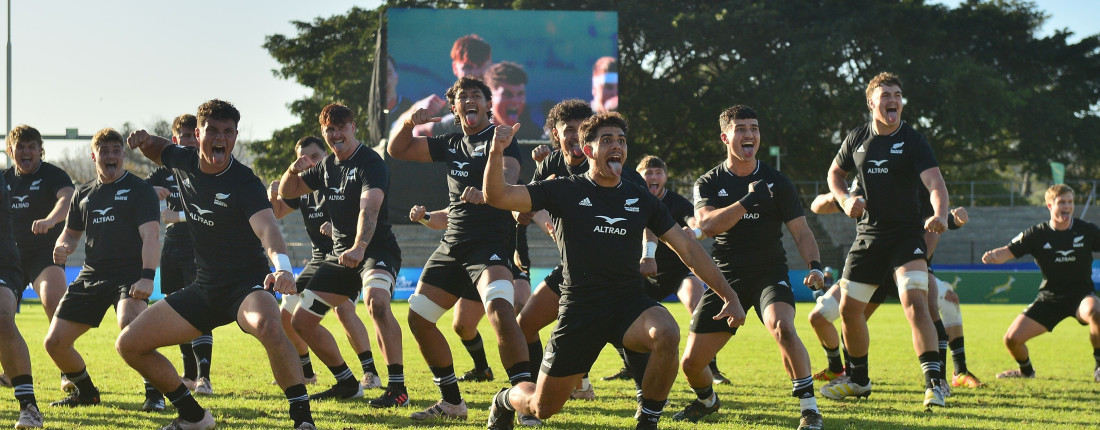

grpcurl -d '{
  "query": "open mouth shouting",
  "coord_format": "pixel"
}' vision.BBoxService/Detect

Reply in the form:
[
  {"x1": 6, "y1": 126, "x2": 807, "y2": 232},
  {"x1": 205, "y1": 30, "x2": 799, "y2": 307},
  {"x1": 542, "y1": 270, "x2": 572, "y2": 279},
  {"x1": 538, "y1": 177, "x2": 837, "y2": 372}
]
[
  {"x1": 739, "y1": 139, "x2": 757, "y2": 159},
  {"x1": 606, "y1": 151, "x2": 623, "y2": 176},
  {"x1": 464, "y1": 107, "x2": 480, "y2": 127},
  {"x1": 209, "y1": 142, "x2": 229, "y2": 166},
  {"x1": 17, "y1": 155, "x2": 35, "y2": 172},
  {"x1": 884, "y1": 104, "x2": 900, "y2": 124}
]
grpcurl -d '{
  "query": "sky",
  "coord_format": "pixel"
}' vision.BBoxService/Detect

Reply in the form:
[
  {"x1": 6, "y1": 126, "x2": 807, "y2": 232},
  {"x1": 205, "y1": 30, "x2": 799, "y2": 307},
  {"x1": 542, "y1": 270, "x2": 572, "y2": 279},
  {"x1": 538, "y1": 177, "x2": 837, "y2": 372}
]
[{"x1": 0, "y1": 0, "x2": 1095, "y2": 149}]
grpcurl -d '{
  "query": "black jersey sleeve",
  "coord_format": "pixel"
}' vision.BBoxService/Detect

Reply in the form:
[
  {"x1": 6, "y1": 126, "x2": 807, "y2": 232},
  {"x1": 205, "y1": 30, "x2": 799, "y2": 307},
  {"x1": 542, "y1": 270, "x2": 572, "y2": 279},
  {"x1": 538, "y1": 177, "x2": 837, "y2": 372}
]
[
  {"x1": 1006, "y1": 225, "x2": 1037, "y2": 259},
  {"x1": 692, "y1": 173, "x2": 716, "y2": 211},
  {"x1": 834, "y1": 129, "x2": 859, "y2": 173},
  {"x1": 159, "y1": 145, "x2": 192, "y2": 170},
  {"x1": 532, "y1": 155, "x2": 552, "y2": 183},
  {"x1": 299, "y1": 162, "x2": 325, "y2": 193},
  {"x1": 239, "y1": 175, "x2": 275, "y2": 220},
  {"x1": 1090, "y1": 222, "x2": 1100, "y2": 253},
  {"x1": 646, "y1": 193, "x2": 678, "y2": 236},
  {"x1": 426, "y1": 135, "x2": 452, "y2": 162},
  {"x1": 65, "y1": 187, "x2": 87, "y2": 232},
  {"x1": 525, "y1": 178, "x2": 566, "y2": 215},
  {"x1": 361, "y1": 156, "x2": 390, "y2": 194},
  {"x1": 908, "y1": 133, "x2": 939, "y2": 174},
  {"x1": 46, "y1": 164, "x2": 74, "y2": 195},
  {"x1": 774, "y1": 174, "x2": 805, "y2": 223},
  {"x1": 133, "y1": 182, "x2": 161, "y2": 226},
  {"x1": 501, "y1": 136, "x2": 522, "y2": 163}
]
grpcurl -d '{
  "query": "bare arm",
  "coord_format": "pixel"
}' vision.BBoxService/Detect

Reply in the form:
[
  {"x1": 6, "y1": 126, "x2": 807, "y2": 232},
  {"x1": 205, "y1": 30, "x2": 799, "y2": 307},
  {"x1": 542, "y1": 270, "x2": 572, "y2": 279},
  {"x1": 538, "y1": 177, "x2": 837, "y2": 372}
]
[
  {"x1": 126, "y1": 130, "x2": 172, "y2": 166},
  {"x1": 981, "y1": 246, "x2": 1015, "y2": 264},
  {"x1": 33, "y1": 187, "x2": 74, "y2": 234},
  {"x1": 278, "y1": 156, "x2": 315, "y2": 200},
  {"x1": 267, "y1": 180, "x2": 294, "y2": 219},
  {"x1": 387, "y1": 108, "x2": 439, "y2": 162},
  {"x1": 52, "y1": 227, "x2": 82, "y2": 265},
  {"x1": 920, "y1": 167, "x2": 950, "y2": 233},
  {"x1": 129, "y1": 220, "x2": 161, "y2": 300},
  {"x1": 409, "y1": 205, "x2": 449, "y2": 230},
  {"x1": 827, "y1": 160, "x2": 864, "y2": 218},
  {"x1": 483, "y1": 124, "x2": 532, "y2": 212},
  {"x1": 662, "y1": 225, "x2": 746, "y2": 326},
  {"x1": 695, "y1": 180, "x2": 769, "y2": 237},
  {"x1": 353, "y1": 189, "x2": 384, "y2": 248},
  {"x1": 249, "y1": 208, "x2": 296, "y2": 294},
  {"x1": 810, "y1": 193, "x2": 841, "y2": 215},
  {"x1": 787, "y1": 216, "x2": 825, "y2": 289}
]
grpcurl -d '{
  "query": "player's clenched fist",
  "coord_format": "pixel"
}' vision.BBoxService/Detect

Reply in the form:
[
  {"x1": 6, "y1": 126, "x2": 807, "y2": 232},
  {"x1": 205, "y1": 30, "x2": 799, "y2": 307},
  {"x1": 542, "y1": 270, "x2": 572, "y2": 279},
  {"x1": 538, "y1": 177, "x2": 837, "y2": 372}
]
[{"x1": 265, "y1": 270, "x2": 296, "y2": 295}]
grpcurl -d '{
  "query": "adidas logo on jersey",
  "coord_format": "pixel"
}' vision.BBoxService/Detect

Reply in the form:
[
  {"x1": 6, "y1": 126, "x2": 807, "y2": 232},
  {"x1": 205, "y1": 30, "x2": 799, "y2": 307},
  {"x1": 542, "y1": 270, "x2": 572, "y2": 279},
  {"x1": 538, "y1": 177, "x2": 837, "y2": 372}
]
[
  {"x1": 891, "y1": 142, "x2": 905, "y2": 154},
  {"x1": 856, "y1": 144, "x2": 866, "y2": 153},
  {"x1": 717, "y1": 189, "x2": 728, "y2": 197},
  {"x1": 377, "y1": 261, "x2": 386, "y2": 267},
  {"x1": 115, "y1": 189, "x2": 130, "y2": 201},
  {"x1": 1043, "y1": 242, "x2": 1052, "y2": 249},
  {"x1": 913, "y1": 248, "x2": 923, "y2": 255},
  {"x1": 579, "y1": 197, "x2": 592, "y2": 206},
  {"x1": 489, "y1": 254, "x2": 502, "y2": 261}
]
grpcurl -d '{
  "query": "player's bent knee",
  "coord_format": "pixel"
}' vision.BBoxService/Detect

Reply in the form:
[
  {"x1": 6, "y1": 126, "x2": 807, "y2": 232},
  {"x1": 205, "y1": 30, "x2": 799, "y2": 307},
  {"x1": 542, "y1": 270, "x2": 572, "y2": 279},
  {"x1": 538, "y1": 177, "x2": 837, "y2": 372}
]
[
  {"x1": 940, "y1": 298, "x2": 962, "y2": 327},
  {"x1": 897, "y1": 271, "x2": 928, "y2": 296},
  {"x1": 408, "y1": 293, "x2": 447, "y2": 324},
  {"x1": 481, "y1": 279, "x2": 515, "y2": 308},
  {"x1": 298, "y1": 290, "x2": 334, "y2": 317},
  {"x1": 841, "y1": 279, "x2": 876, "y2": 304},
  {"x1": 813, "y1": 294, "x2": 840, "y2": 323}
]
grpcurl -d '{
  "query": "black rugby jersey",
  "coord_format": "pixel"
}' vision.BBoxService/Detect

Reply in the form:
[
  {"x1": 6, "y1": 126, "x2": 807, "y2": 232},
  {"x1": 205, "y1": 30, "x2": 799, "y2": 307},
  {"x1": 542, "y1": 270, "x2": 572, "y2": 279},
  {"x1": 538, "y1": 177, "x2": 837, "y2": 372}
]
[
  {"x1": 834, "y1": 121, "x2": 938, "y2": 234},
  {"x1": 66, "y1": 172, "x2": 159, "y2": 277},
  {"x1": 161, "y1": 145, "x2": 271, "y2": 284},
  {"x1": 146, "y1": 166, "x2": 191, "y2": 244},
  {"x1": 527, "y1": 174, "x2": 676, "y2": 305},
  {"x1": 0, "y1": 175, "x2": 24, "y2": 276},
  {"x1": 654, "y1": 188, "x2": 694, "y2": 275},
  {"x1": 1006, "y1": 219, "x2": 1100, "y2": 296},
  {"x1": 693, "y1": 160, "x2": 803, "y2": 271},
  {"x1": 300, "y1": 145, "x2": 397, "y2": 256},
  {"x1": 283, "y1": 192, "x2": 333, "y2": 260},
  {"x1": 3, "y1": 162, "x2": 72, "y2": 250},
  {"x1": 426, "y1": 126, "x2": 522, "y2": 239}
]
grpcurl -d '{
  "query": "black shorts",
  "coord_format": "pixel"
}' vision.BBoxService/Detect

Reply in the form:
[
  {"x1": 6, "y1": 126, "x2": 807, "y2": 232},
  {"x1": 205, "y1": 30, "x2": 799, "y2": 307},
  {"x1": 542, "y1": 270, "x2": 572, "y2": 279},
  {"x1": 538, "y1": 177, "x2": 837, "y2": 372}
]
[
  {"x1": 421, "y1": 237, "x2": 511, "y2": 299},
  {"x1": 55, "y1": 276, "x2": 140, "y2": 327},
  {"x1": 511, "y1": 263, "x2": 530, "y2": 282},
  {"x1": 542, "y1": 293, "x2": 661, "y2": 377},
  {"x1": 1023, "y1": 290, "x2": 1094, "y2": 332},
  {"x1": 295, "y1": 258, "x2": 324, "y2": 294},
  {"x1": 645, "y1": 268, "x2": 693, "y2": 301},
  {"x1": 305, "y1": 251, "x2": 401, "y2": 299},
  {"x1": 160, "y1": 240, "x2": 196, "y2": 296},
  {"x1": 542, "y1": 265, "x2": 565, "y2": 297},
  {"x1": 843, "y1": 231, "x2": 927, "y2": 285},
  {"x1": 690, "y1": 266, "x2": 795, "y2": 335},
  {"x1": 164, "y1": 271, "x2": 274, "y2": 333},
  {"x1": 0, "y1": 269, "x2": 25, "y2": 304},
  {"x1": 19, "y1": 246, "x2": 63, "y2": 286},
  {"x1": 869, "y1": 277, "x2": 900, "y2": 304},
  {"x1": 515, "y1": 224, "x2": 531, "y2": 273}
]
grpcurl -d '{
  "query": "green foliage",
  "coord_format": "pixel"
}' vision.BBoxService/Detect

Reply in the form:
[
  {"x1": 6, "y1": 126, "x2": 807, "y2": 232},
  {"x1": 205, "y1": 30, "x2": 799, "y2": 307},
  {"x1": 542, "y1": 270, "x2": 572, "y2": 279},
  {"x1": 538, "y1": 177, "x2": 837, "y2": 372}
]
[
  {"x1": 255, "y1": 0, "x2": 1100, "y2": 185},
  {"x1": 11, "y1": 301, "x2": 1100, "y2": 429}
]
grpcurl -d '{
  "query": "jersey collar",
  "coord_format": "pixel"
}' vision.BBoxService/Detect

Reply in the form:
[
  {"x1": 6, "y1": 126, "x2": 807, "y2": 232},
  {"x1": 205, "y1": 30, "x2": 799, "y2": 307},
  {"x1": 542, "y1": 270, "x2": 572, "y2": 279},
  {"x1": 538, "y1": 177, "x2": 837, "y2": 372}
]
[
  {"x1": 98, "y1": 170, "x2": 129, "y2": 185},
  {"x1": 723, "y1": 160, "x2": 759, "y2": 177}
]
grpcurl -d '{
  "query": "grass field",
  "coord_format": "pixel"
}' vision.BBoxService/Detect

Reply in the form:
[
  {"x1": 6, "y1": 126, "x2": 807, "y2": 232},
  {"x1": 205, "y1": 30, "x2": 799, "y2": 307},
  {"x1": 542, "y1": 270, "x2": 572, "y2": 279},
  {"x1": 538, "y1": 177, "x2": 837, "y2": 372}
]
[{"x1": 3, "y1": 300, "x2": 1099, "y2": 429}]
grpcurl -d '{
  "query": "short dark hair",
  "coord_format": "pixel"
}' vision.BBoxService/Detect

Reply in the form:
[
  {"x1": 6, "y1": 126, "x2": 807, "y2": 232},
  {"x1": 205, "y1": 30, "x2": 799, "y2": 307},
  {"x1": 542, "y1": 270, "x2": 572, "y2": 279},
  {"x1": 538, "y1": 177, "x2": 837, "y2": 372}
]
[
  {"x1": 580, "y1": 112, "x2": 628, "y2": 145},
  {"x1": 866, "y1": 72, "x2": 902, "y2": 100},
  {"x1": 636, "y1": 155, "x2": 666, "y2": 172},
  {"x1": 295, "y1": 136, "x2": 326, "y2": 152},
  {"x1": 172, "y1": 114, "x2": 197, "y2": 137},
  {"x1": 196, "y1": 99, "x2": 241, "y2": 128},
  {"x1": 484, "y1": 61, "x2": 527, "y2": 88},
  {"x1": 91, "y1": 128, "x2": 124, "y2": 149},
  {"x1": 7, "y1": 124, "x2": 42, "y2": 154},
  {"x1": 450, "y1": 34, "x2": 491, "y2": 64},
  {"x1": 445, "y1": 76, "x2": 494, "y2": 107},
  {"x1": 719, "y1": 105, "x2": 758, "y2": 132},
  {"x1": 544, "y1": 99, "x2": 593, "y2": 143},
  {"x1": 319, "y1": 103, "x2": 355, "y2": 127}
]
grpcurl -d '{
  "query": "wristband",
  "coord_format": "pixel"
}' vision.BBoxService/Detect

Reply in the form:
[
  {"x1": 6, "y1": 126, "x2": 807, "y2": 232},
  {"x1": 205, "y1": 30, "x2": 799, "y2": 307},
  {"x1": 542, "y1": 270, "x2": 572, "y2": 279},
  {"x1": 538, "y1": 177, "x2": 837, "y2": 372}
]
[
  {"x1": 643, "y1": 242, "x2": 657, "y2": 259},
  {"x1": 274, "y1": 253, "x2": 293, "y2": 272},
  {"x1": 141, "y1": 268, "x2": 156, "y2": 280},
  {"x1": 692, "y1": 228, "x2": 705, "y2": 240},
  {"x1": 809, "y1": 269, "x2": 824, "y2": 279},
  {"x1": 178, "y1": 211, "x2": 186, "y2": 222},
  {"x1": 418, "y1": 213, "x2": 432, "y2": 226},
  {"x1": 809, "y1": 260, "x2": 824, "y2": 271},
  {"x1": 738, "y1": 193, "x2": 758, "y2": 209}
]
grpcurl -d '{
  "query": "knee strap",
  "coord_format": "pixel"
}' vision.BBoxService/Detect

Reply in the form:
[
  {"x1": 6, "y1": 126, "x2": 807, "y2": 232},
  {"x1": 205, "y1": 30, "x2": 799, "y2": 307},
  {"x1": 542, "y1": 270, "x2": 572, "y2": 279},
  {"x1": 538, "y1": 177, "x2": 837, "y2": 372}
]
[
  {"x1": 897, "y1": 271, "x2": 929, "y2": 297},
  {"x1": 480, "y1": 279, "x2": 515, "y2": 306},
  {"x1": 299, "y1": 290, "x2": 334, "y2": 317},
  {"x1": 408, "y1": 293, "x2": 447, "y2": 323},
  {"x1": 280, "y1": 293, "x2": 301, "y2": 313},
  {"x1": 362, "y1": 273, "x2": 395, "y2": 298},
  {"x1": 841, "y1": 278, "x2": 877, "y2": 303},
  {"x1": 813, "y1": 294, "x2": 840, "y2": 323}
]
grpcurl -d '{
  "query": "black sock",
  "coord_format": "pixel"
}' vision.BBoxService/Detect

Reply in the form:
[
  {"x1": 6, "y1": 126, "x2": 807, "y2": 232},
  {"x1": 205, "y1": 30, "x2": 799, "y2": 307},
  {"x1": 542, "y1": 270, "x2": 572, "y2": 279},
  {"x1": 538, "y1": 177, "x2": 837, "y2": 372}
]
[
  {"x1": 792, "y1": 375, "x2": 815, "y2": 399},
  {"x1": 1094, "y1": 348, "x2": 1100, "y2": 370},
  {"x1": 358, "y1": 350, "x2": 377, "y2": 375},
  {"x1": 327, "y1": 363, "x2": 356, "y2": 384},
  {"x1": 692, "y1": 384, "x2": 713, "y2": 401},
  {"x1": 708, "y1": 357, "x2": 720, "y2": 374},
  {"x1": 493, "y1": 387, "x2": 515, "y2": 411},
  {"x1": 637, "y1": 397, "x2": 666, "y2": 425},
  {"x1": 64, "y1": 368, "x2": 96, "y2": 396},
  {"x1": 387, "y1": 364, "x2": 405, "y2": 392},
  {"x1": 918, "y1": 351, "x2": 941, "y2": 389},
  {"x1": 179, "y1": 343, "x2": 198, "y2": 380},
  {"x1": 430, "y1": 365, "x2": 462, "y2": 405},
  {"x1": 285, "y1": 383, "x2": 312, "y2": 427},
  {"x1": 11, "y1": 374, "x2": 35, "y2": 409},
  {"x1": 165, "y1": 383, "x2": 204, "y2": 423},
  {"x1": 144, "y1": 378, "x2": 162, "y2": 399},
  {"x1": 840, "y1": 335, "x2": 851, "y2": 373},
  {"x1": 506, "y1": 362, "x2": 533, "y2": 385},
  {"x1": 824, "y1": 345, "x2": 843, "y2": 374},
  {"x1": 527, "y1": 341, "x2": 543, "y2": 376},
  {"x1": 934, "y1": 320, "x2": 948, "y2": 373},
  {"x1": 848, "y1": 355, "x2": 869, "y2": 385},
  {"x1": 461, "y1": 332, "x2": 490, "y2": 371},
  {"x1": 192, "y1": 332, "x2": 213, "y2": 379},
  {"x1": 299, "y1": 354, "x2": 315, "y2": 379},
  {"x1": 624, "y1": 348, "x2": 650, "y2": 392},
  {"x1": 949, "y1": 337, "x2": 968, "y2": 375},
  {"x1": 1017, "y1": 357, "x2": 1034, "y2": 376}
]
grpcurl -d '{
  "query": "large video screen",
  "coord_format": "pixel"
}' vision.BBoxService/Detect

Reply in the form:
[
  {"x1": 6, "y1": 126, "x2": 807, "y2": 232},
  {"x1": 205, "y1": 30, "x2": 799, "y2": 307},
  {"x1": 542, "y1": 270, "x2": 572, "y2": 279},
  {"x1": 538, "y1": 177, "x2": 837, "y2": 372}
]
[{"x1": 385, "y1": 8, "x2": 619, "y2": 140}]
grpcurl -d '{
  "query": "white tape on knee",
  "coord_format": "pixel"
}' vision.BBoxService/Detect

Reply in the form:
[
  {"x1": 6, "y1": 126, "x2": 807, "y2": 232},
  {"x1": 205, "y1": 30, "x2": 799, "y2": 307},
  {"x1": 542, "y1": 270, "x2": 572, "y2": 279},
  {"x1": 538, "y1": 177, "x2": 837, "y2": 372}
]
[
  {"x1": 362, "y1": 273, "x2": 395, "y2": 297},
  {"x1": 408, "y1": 293, "x2": 447, "y2": 323},
  {"x1": 814, "y1": 294, "x2": 840, "y2": 323},
  {"x1": 940, "y1": 297, "x2": 962, "y2": 327},
  {"x1": 897, "y1": 271, "x2": 928, "y2": 297},
  {"x1": 841, "y1": 279, "x2": 877, "y2": 303},
  {"x1": 280, "y1": 293, "x2": 301, "y2": 313},
  {"x1": 299, "y1": 290, "x2": 334, "y2": 317},
  {"x1": 481, "y1": 279, "x2": 515, "y2": 306}
]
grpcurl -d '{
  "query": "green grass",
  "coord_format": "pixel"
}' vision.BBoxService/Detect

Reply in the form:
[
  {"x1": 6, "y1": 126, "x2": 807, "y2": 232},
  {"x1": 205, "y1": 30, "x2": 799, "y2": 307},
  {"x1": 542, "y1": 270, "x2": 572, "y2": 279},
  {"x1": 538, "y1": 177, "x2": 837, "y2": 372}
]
[{"x1": 4, "y1": 300, "x2": 1100, "y2": 429}]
